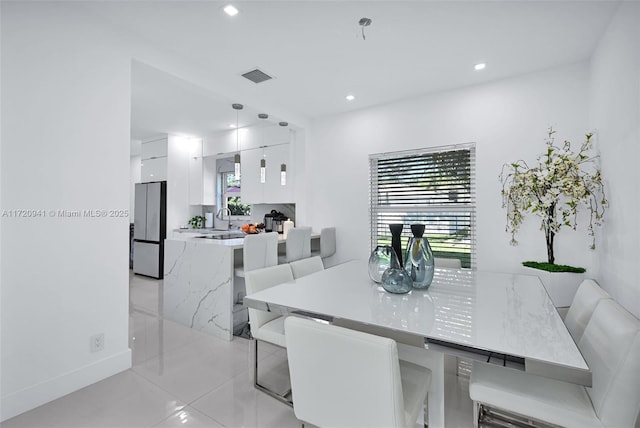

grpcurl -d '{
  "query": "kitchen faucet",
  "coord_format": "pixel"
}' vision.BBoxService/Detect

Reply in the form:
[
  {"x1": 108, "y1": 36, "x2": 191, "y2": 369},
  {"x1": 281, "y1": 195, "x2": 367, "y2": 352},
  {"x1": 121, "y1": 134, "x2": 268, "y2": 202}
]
[{"x1": 216, "y1": 207, "x2": 232, "y2": 230}]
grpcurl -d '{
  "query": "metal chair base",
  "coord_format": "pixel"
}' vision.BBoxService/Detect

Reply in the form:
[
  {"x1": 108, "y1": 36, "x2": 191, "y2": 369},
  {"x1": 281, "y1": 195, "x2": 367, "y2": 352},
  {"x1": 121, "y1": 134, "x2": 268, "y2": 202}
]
[
  {"x1": 474, "y1": 402, "x2": 562, "y2": 428},
  {"x1": 252, "y1": 338, "x2": 293, "y2": 407}
]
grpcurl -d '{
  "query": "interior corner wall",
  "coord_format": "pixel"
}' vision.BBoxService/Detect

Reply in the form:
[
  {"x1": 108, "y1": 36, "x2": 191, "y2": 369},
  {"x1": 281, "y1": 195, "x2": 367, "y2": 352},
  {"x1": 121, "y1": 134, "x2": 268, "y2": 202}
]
[
  {"x1": 130, "y1": 155, "x2": 141, "y2": 224},
  {"x1": 589, "y1": 1, "x2": 640, "y2": 318},
  {"x1": 167, "y1": 135, "x2": 192, "y2": 232},
  {"x1": 305, "y1": 63, "x2": 592, "y2": 274},
  {"x1": 0, "y1": 3, "x2": 134, "y2": 421}
]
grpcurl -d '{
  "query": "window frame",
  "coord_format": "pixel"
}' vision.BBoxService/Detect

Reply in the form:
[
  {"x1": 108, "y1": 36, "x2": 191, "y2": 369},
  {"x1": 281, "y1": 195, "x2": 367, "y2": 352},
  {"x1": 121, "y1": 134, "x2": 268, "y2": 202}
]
[
  {"x1": 220, "y1": 171, "x2": 251, "y2": 219},
  {"x1": 369, "y1": 143, "x2": 476, "y2": 269}
]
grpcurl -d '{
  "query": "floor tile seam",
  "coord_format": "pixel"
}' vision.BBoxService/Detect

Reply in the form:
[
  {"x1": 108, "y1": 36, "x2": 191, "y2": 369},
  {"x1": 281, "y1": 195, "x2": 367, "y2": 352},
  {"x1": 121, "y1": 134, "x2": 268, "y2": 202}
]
[
  {"x1": 147, "y1": 405, "x2": 216, "y2": 428},
  {"x1": 129, "y1": 327, "x2": 207, "y2": 364},
  {"x1": 185, "y1": 369, "x2": 250, "y2": 407},
  {"x1": 127, "y1": 369, "x2": 188, "y2": 408},
  {"x1": 130, "y1": 355, "x2": 248, "y2": 407},
  {"x1": 130, "y1": 305, "x2": 161, "y2": 318},
  {"x1": 128, "y1": 366, "x2": 198, "y2": 408},
  {"x1": 178, "y1": 403, "x2": 229, "y2": 428},
  {"x1": 111, "y1": 370, "x2": 191, "y2": 428}
]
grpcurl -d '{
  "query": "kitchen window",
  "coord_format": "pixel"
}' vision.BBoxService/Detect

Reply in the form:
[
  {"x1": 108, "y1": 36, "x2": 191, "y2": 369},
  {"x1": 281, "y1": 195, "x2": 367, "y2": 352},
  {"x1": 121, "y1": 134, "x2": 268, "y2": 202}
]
[
  {"x1": 369, "y1": 144, "x2": 476, "y2": 268},
  {"x1": 221, "y1": 172, "x2": 250, "y2": 216}
]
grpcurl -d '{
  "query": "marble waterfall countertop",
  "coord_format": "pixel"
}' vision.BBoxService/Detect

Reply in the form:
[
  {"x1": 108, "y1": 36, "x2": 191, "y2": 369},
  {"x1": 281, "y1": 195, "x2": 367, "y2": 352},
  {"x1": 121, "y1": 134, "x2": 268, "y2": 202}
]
[
  {"x1": 163, "y1": 237, "x2": 237, "y2": 341},
  {"x1": 163, "y1": 232, "x2": 320, "y2": 341}
]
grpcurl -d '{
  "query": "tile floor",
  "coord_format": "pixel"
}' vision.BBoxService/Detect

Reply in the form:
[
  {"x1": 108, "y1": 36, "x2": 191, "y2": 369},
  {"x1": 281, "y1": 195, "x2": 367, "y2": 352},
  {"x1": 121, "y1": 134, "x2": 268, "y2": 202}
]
[{"x1": 2, "y1": 272, "x2": 477, "y2": 428}]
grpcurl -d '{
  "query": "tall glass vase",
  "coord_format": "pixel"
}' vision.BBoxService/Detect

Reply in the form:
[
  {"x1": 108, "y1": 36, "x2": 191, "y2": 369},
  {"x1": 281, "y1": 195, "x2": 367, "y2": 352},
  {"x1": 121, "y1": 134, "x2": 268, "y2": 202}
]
[
  {"x1": 381, "y1": 224, "x2": 412, "y2": 294},
  {"x1": 404, "y1": 224, "x2": 435, "y2": 289}
]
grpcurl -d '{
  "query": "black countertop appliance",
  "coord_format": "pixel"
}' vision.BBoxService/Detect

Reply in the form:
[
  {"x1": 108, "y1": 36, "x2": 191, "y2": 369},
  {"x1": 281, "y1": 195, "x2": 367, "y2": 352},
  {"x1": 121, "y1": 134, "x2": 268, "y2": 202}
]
[{"x1": 264, "y1": 210, "x2": 287, "y2": 233}]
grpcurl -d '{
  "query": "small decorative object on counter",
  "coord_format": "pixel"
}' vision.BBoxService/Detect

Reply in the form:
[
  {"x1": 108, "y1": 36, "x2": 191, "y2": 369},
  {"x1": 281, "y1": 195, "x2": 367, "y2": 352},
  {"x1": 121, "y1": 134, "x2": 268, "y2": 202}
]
[
  {"x1": 188, "y1": 215, "x2": 206, "y2": 229},
  {"x1": 241, "y1": 222, "x2": 266, "y2": 234},
  {"x1": 368, "y1": 245, "x2": 392, "y2": 283},
  {"x1": 283, "y1": 218, "x2": 294, "y2": 238},
  {"x1": 204, "y1": 212, "x2": 214, "y2": 228},
  {"x1": 381, "y1": 224, "x2": 412, "y2": 294},
  {"x1": 404, "y1": 224, "x2": 434, "y2": 289}
]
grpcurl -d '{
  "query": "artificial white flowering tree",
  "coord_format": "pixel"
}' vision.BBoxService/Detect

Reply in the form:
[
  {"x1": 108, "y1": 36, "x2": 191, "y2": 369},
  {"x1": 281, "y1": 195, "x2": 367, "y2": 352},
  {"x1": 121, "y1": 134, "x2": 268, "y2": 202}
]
[{"x1": 500, "y1": 128, "x2": 607, "y2": 266}]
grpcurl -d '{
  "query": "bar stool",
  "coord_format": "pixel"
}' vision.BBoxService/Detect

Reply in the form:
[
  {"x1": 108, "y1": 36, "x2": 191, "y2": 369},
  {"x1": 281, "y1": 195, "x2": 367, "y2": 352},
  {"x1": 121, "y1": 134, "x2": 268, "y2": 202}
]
[
  {"x1": 311, "y1": 227, "x2": 336, "y2": 259},
  {"x1": 281, "y1": 227, "x2": 311, "y2": 263},
  {"x1": 234, "y1": 232, "x2": 278, "y2": 278}
]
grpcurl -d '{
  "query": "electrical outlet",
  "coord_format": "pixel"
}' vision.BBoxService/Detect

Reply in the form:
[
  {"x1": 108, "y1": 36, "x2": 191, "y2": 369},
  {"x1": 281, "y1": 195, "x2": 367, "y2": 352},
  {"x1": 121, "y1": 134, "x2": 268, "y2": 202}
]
[{"x1": 90, "y1": 333, "x2": 104, "y2": 353}]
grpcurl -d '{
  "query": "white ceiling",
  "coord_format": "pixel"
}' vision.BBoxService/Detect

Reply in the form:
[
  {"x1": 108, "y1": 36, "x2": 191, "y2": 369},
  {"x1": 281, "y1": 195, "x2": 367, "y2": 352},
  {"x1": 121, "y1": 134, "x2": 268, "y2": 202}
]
[{"x1": 98, "y1": 1, "x2": 620, "y2": 141}]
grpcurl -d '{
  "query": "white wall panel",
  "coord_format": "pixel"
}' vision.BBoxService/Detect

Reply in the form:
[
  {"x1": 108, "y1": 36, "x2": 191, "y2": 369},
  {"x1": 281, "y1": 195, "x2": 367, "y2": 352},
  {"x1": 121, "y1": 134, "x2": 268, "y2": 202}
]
[{"x1": 589, "y1": 2, "x2": 640, "y2": 317}]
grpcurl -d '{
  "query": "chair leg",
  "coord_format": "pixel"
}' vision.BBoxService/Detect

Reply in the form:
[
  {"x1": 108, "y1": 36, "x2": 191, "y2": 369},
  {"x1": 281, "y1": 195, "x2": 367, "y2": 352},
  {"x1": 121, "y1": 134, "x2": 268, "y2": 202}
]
[
  {"x1": 423, "y1": 394, "x2": 429, "y2": 427},
  {"x1": 473, "y1": 401, "x2": 480, "y2": 428},
  {"x1": 251, "y1": 339, "x2": 293, "y2": 407}
]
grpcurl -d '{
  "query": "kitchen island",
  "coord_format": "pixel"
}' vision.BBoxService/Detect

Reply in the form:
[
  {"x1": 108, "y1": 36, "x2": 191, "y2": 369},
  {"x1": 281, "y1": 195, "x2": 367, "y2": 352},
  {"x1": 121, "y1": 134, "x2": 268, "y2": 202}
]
[{"x1": 163, "y1": 232, "x2": 319, "y2": 340}]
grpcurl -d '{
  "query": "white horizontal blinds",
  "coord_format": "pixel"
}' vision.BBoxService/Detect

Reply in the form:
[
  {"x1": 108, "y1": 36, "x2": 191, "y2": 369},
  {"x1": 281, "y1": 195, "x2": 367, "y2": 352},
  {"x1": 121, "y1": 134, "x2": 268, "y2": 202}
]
[{"x1": 370, "y1": 144, "x2": 476, "y2": 269}]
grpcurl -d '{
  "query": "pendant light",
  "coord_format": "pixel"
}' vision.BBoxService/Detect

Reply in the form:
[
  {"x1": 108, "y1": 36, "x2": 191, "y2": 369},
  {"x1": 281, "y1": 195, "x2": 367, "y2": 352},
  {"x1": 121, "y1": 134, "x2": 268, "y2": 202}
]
[
  {"x1": 232, "y1": 103, "x2": 243, "y2": 179},
  {"x1": 279, "y1": 121, "x2": 288, "y2": 186},
  {"x1": 258, "y1": 113, "x2": 268, "y2": 183}
]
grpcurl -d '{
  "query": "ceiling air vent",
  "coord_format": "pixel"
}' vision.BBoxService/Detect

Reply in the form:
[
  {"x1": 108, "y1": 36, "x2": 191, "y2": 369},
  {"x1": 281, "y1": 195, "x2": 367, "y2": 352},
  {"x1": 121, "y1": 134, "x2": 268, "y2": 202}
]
[{"x1": 241, "y1": 68, "x2": 273, "y2": 84}]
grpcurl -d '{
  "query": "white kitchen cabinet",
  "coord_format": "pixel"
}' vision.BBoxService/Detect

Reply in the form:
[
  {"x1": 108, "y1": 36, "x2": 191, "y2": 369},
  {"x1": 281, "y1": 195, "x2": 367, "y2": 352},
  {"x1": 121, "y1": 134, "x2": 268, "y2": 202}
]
[
  {"x1": 202, "y1": 156, "x2": 216, "y2": 206},
  {"x1": 141, "y1": 138, "x2": 168, "y2": 160},
  {"x1": 241, "y1": 143, "x2": 293, "y2": 203},
  {"x1": 240, "y1": 149, "x2": 263, "y2": 203},
  {"x1": 141, "y1": 137, "x2": 168, "y2": 183},
  {"x1": 188, "y1": 156, "x2": 203, "y2": 205},
  {"x1": 141, "y1": 157, "x2": 167, "y2": 182},
  {"x1": 264, "y1": 143, "x2": 293, "y2": 202}
]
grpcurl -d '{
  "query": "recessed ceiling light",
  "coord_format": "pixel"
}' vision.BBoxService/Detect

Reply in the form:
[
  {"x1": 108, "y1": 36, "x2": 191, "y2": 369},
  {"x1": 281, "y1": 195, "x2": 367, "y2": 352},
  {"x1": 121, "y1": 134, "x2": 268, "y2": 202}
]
[
  {"x1": 474, "y1": 63, "x2": 486, "y2": 71},
  {"x1": 223, "y1": 5, "x2": 239, "y2": 16},
  {"x1": 229, "y1": 124, "x2": 236, "y2": 128},
  {"x1": 346, "y1": 94, "x2": 355, "y2": 101}
]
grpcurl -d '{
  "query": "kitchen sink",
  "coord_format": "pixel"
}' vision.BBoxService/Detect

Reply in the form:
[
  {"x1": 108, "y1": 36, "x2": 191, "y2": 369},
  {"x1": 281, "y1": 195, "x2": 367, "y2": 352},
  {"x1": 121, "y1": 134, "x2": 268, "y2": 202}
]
[{"x1": 197, "y1": 233, "x2": 245, "y2": 240}]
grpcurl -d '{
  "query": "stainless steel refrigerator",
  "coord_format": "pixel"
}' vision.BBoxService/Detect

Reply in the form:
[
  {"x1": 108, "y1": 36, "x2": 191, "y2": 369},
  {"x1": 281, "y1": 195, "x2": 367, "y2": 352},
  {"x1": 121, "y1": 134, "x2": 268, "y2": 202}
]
[{"x1": 133, "y1": 181, "x2": 167, "y2": 279}]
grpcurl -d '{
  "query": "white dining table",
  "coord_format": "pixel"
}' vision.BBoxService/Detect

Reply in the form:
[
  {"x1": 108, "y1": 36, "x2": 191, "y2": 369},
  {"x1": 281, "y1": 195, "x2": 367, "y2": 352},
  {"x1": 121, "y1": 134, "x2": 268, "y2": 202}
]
[{"x1": 243, "y1": 259, "x2": 590, "y2": 428}]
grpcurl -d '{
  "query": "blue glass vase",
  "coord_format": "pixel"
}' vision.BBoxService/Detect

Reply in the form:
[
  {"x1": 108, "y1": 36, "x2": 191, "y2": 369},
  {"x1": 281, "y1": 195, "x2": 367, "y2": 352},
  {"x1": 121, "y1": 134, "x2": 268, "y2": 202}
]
[
  {"x1": 404, "y1": 224, "x2": 434, "y2": 289},
  {"x1": 381, "y1": 224, "x2": 412, "y2": 294},
  {"x1": 368, "y1": 245, "x2": 393, "y2": 283}
]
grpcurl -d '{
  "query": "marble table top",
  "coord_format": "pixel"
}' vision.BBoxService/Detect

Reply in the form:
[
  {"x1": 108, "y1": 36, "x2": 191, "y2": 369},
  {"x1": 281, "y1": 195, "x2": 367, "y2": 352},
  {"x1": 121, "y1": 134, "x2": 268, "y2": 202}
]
[{"x1": 244, "y1": 259, "x2": 590, "y2": 385}]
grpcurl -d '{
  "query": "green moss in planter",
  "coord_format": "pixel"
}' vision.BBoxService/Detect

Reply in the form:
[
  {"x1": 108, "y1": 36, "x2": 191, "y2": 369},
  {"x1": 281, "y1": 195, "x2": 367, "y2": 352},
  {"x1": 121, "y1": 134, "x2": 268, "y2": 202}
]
[{"x1": 522, "y1": 261, "x2": 586, "y2": 273}]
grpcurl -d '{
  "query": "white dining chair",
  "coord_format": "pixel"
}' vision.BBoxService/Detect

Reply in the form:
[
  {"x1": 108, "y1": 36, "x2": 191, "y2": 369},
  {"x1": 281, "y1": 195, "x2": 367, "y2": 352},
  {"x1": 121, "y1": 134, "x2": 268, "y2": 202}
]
[
  {"x1": 311, "y1": 227, "x2": 336, "y2": 259},
  {"x1": 245, "y1": 263, "x2": 295, "y2": 405},
  {"x1": 469, "y1": 298, "x2": 640, "y2": 428},
  {"x1": 434, "y1": 257, "x2": 461, "y2": 269},
  {"x1": 282, "y1": 227, "x2": 311, "y2": 263},
  {"x1": 234, "y1": 232, "x2": 278, "y2": 278},
  {"x1": 289, "y1": 256, "x2": 324, "y2": 279},
  {"x1": 285, "y1": 316, "x2": 432, "y2": 428},
  {"x1": 564, "y1": 278, "x2": 611, "y2": 342}
]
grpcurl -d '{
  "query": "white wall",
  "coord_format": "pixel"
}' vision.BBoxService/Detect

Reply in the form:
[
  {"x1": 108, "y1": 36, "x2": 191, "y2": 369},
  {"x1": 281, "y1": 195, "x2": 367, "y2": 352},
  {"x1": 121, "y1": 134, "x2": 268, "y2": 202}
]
[
  {"x1": 589, "y1": 2, "x2": 640, "y2": 318},
  {"x1": 0, "y1": 3, "x2": 132, "y2": 420},
  {"x1": 305, "y1": 63, "x2": 593, "y2": 273},
  {"x1": 167, "y1": 135, "x2": 199, "y2": 231},
  {"x1": 129, "y1": 154, "x2": 141, "y2": 223},
  {"x1": 0, "y1": 2, "x2": 250, "y2": 420}
]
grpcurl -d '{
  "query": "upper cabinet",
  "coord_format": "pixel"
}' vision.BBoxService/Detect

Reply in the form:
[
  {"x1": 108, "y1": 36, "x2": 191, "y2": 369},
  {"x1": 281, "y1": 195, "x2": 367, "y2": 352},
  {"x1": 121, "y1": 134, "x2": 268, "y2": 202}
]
[
  {"x1": 202, "y1": 124, "x2": 296, "y2": 205},
  {"x1": 240, "y1": 144, "x2": 293, "y2": 204},
  {"x1": 141, "y1": 137, "x2": 168, "y2": 182},
  {"x1": 187, "y1": 138, "x2": 216, "y2": 206},
  {"x1": 240, "y1": 131, "x2": 294, "y2": 204},
  {"x1": 202, "y1": 156, "x2": 216, "y2": 206}
]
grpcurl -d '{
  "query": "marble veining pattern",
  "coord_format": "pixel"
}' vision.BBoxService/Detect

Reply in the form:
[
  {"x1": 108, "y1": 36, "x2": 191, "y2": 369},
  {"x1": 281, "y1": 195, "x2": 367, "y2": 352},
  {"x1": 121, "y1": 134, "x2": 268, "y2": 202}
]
[{"x1": 164, "y1": 239, "x2": 233, "y2": 340}]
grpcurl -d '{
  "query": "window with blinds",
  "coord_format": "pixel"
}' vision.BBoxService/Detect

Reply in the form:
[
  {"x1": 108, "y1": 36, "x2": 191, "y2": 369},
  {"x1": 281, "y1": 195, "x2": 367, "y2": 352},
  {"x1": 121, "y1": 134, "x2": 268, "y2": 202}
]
[{"x1": 369, "y1": 144, "x2": 476, "y2": 269}]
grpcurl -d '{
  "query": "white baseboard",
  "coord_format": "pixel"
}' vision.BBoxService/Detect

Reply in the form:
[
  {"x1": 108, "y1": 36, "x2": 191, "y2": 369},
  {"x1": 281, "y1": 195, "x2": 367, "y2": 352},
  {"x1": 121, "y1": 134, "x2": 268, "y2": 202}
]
[{"x1": 0, "y1": 349, "x2": 132, "y2": 422}]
